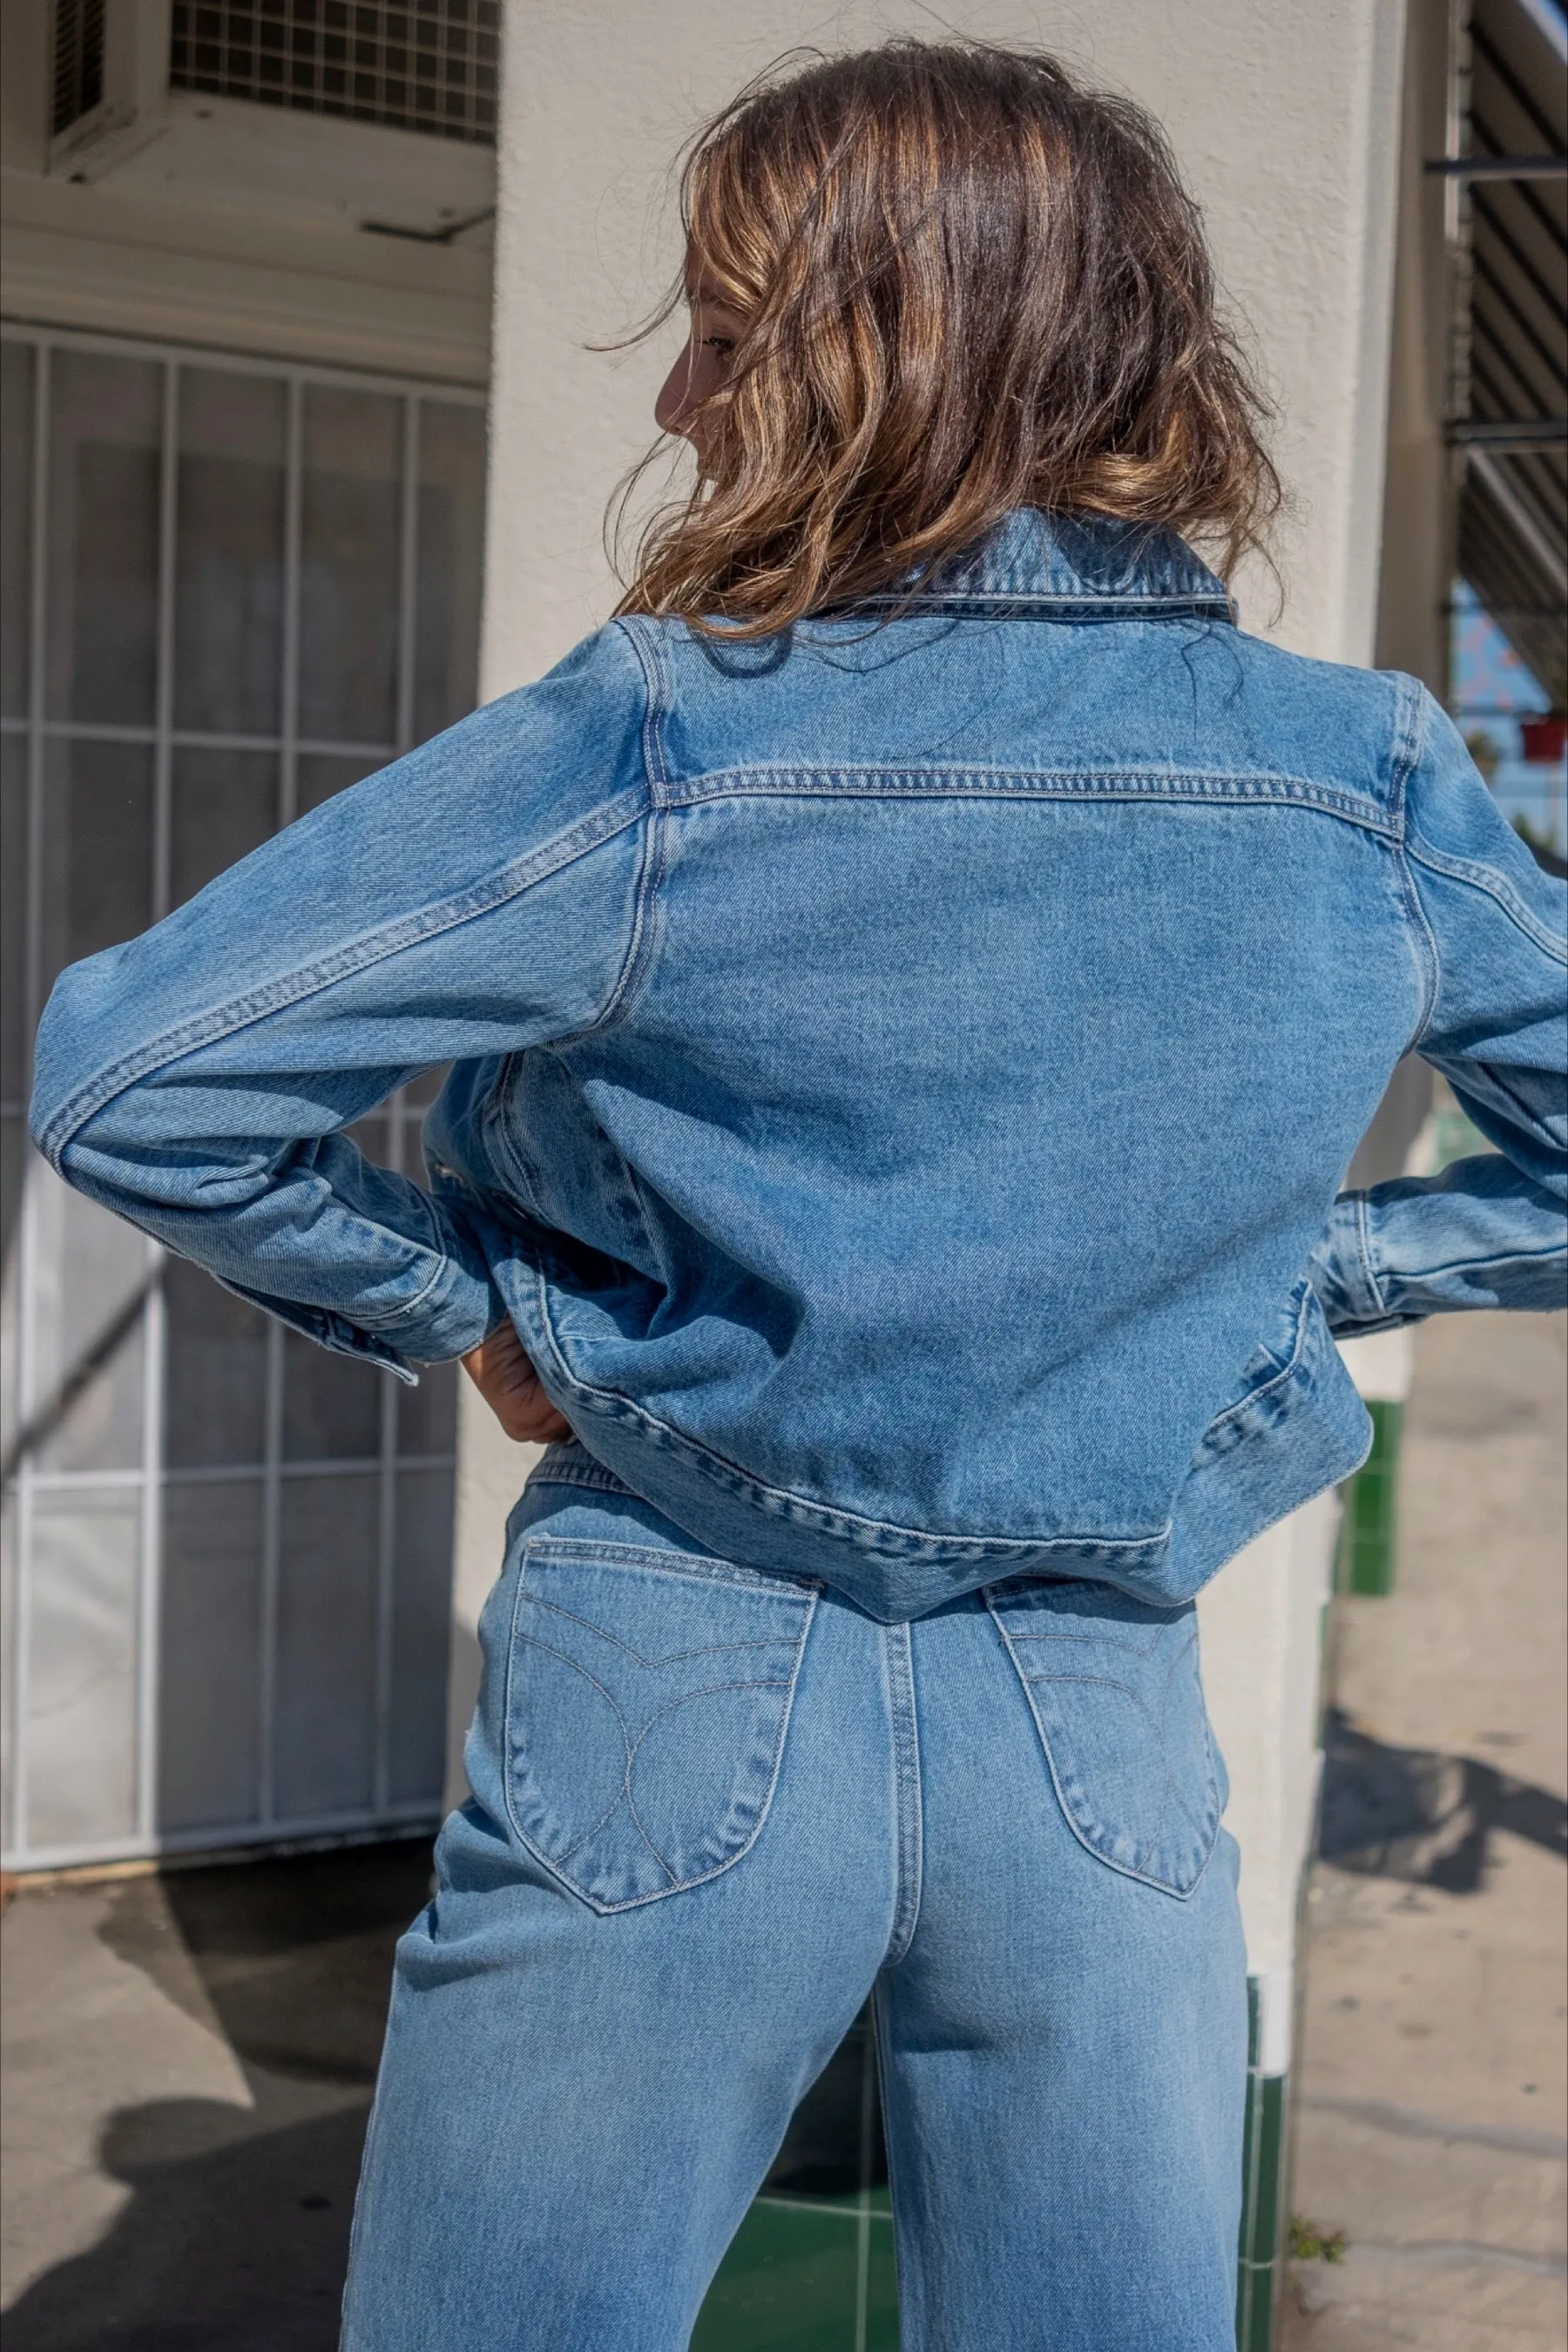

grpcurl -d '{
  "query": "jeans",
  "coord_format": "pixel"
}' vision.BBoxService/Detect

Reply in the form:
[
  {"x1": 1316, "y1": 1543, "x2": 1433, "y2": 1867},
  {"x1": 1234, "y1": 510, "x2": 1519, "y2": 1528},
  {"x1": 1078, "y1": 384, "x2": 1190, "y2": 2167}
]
[{"x1": 341, "y1": 1451, "x2": 1248, "y2": 2350}]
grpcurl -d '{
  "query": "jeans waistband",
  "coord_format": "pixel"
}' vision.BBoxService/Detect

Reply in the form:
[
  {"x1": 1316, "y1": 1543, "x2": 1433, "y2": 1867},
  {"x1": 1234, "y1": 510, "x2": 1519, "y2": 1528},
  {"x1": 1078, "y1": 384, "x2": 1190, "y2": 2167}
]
[{"x1": 529, "y1": 1436, "x2": 643, "y2": 1500}]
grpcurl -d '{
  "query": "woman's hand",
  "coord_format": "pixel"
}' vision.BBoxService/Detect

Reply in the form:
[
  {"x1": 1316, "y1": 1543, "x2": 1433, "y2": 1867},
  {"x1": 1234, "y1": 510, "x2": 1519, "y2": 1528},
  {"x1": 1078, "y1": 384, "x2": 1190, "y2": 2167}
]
[{"x1": 460, "y1": 1320, "x2": 572, "y2": 1444}]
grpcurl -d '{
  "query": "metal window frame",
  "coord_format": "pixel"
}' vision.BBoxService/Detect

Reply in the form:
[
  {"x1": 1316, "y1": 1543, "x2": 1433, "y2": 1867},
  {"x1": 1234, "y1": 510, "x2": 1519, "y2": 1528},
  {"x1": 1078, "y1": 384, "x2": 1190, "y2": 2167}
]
[{"x1": 2, "y1": 319, "x2": 484, "y2": 1874}]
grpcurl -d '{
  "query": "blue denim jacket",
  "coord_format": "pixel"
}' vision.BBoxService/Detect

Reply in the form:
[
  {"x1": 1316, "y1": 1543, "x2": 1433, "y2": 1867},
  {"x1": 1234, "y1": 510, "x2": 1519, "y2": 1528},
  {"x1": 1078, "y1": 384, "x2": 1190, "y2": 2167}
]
[{"x1": 30, "y1": 512, "x2": 1567, "y2": 1619}]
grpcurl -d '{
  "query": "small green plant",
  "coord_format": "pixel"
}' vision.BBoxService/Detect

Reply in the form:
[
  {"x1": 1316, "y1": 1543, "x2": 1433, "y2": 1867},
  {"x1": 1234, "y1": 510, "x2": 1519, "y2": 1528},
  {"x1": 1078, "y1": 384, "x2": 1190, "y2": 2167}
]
[
  {"x1": 1288, "y1": 2215, "x2": 1347, "y2": 2263},
  {"x1": 1464, "y1": 729, "x2": 1504, "y2": 786}
]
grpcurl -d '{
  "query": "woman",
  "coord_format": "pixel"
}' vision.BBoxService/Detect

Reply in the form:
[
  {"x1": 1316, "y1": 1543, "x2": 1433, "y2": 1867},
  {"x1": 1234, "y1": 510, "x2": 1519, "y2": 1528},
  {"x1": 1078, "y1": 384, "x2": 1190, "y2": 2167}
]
[{"x1": 30, "y1": 41, "x2": 1565, "y2": 2352}]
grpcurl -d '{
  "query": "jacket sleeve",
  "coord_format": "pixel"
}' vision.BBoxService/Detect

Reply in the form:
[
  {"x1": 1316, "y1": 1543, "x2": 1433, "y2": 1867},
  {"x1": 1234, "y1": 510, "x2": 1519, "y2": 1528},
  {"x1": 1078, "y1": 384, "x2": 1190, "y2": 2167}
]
[
  {"x1": 28, "y1": 623, "x2": 652, "y2": 1378},
  {"x1": 1310, "y1": 687, "x2": 1567, "y2": 1337}
]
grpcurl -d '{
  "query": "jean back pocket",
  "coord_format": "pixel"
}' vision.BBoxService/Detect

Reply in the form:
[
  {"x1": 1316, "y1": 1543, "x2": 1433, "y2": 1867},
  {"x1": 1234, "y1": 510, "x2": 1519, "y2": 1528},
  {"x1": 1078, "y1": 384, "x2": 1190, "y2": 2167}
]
[
  {"x1": 504, "y1": 1536, "x2": 818, "y2": 1912},
  {"x1": 985, "y1": 1578, "x2": 1222, "y2": 1897}
]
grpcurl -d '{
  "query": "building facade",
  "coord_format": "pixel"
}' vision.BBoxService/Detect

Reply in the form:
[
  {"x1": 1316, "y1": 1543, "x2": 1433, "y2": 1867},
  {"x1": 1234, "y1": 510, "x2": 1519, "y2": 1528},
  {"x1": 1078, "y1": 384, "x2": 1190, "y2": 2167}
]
[
  {"x1": 4, "y1": 3, "x2": 1562, "y2": 2345},
  {"x1": 3, "y1": 1, "x2": 497, "y2": 1870}
]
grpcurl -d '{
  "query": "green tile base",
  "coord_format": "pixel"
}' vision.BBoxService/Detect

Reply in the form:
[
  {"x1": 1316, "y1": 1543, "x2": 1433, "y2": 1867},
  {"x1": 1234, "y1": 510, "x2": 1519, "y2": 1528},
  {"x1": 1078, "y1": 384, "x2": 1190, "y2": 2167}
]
[
  {"x1": 1236, "y1": 1977, "x2": 1288, "y2": 2352},
  {"x1": 693, "y1": 2194, "x2": 900, "y2": 2352},
  {"x1": 1336, "y1": 1396, "x2": 1404, "y2": 1596},
  {"x1": 694, "y1": 1982, "x2": 1293, "y2": 2349}
]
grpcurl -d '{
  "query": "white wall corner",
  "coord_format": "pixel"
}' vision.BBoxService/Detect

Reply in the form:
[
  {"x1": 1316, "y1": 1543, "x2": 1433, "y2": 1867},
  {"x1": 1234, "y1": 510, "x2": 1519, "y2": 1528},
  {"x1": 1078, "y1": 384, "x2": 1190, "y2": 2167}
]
[
  {"x1": 1253, "y1": 1964, "x2": 1297, "y2": 2079},
  {"x1": 443, "y1": 1393, "x2": 543, "y2": 1808},
  {"x1": 1338, "y1": 1322, "x2": 1416, "y2": 1403},
  {"x1": 1336, "y1": 0, "x2": 1412, "y2": 670},
  {"x1": 1198, "y1": 1486, "x2": 1338, "y2": 1985}
]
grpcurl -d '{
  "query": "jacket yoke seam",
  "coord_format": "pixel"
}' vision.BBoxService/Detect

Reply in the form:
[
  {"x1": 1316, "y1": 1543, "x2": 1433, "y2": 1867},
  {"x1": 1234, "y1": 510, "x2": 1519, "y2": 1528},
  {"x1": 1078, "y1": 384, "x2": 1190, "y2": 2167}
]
[
  {"x1": 660, "y1": 764, "x2": 1399, "y2": 831},
  {"x1": 856, "y1": 591, "x2": 1237, "y2": 620},
  {"x1": 37, "y1": 790, "x2": 647, "y2": 1168}
]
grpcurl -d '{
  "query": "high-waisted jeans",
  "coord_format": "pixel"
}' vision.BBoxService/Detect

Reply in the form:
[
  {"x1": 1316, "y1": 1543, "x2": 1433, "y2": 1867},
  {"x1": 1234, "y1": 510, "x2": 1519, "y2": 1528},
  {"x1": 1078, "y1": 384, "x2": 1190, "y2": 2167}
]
[{"x1": 341, "y1": 1444, "x2": 1248, "y2": 2350}]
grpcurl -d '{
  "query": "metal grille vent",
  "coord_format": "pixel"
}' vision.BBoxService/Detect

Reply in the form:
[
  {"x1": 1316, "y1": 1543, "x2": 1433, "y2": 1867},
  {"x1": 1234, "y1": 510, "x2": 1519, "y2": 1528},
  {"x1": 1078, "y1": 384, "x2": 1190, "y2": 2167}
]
[
  {"x1": 51, "y1": 0, "x2": 107, "y2": 136},
  {"x1": 169, "y1": 2, "x2": 500, "y2": 145}
]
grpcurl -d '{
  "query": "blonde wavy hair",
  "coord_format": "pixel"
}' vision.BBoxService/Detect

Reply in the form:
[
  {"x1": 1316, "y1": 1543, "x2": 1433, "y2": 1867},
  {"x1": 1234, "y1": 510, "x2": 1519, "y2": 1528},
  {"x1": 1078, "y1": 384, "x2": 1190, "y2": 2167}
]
[{"x1": 613, "y1": 40, "x2": 1280, "y2": 638}]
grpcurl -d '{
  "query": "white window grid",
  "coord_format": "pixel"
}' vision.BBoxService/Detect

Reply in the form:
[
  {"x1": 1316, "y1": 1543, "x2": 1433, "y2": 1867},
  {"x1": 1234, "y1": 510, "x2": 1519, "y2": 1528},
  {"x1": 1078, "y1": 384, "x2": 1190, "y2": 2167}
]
[{"x1": 1, "y1": 321, "x2": 487, "y2": 1871}]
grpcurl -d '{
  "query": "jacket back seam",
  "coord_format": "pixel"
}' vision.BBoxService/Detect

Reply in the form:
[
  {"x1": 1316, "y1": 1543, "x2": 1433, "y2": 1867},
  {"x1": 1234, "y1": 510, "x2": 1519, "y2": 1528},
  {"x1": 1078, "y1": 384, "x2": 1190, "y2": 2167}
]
[{"x1": 528, "y1": 1272, "x2": 1176, "y2": 1563}]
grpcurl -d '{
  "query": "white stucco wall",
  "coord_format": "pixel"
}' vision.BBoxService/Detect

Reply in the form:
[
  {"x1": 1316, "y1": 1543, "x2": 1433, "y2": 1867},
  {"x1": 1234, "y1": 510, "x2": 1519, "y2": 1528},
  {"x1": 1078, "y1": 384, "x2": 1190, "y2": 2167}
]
[
  {"x1": 476, "y1": 0, "x2": 1408, "y2": 688},
  {"x1": 454, "y1": 0, "x2": 1412, "y2": 2029}
]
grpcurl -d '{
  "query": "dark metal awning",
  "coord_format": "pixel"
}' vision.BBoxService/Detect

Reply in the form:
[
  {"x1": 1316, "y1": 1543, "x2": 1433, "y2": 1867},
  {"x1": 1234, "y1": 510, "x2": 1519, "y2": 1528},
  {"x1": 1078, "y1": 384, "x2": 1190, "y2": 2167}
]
[{"x1": 1449, "y1": 0, "x2": 1567, "y2": 701}]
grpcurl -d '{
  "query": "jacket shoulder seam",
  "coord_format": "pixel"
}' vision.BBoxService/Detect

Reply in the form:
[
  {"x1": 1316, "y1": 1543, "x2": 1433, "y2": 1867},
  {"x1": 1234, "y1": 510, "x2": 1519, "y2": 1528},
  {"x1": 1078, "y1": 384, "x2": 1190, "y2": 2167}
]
[
  {"x1": 1386, "y1": 682, "x2": 1442, "y2": 1038},
  {"x1": 595, "y1": 619, "x2": 670, "y2": 1030},
  {"x1": 611, "y1": 617, "x2": 672, "y2": 804},
  {"x1": 1405, "y1": 835, "x2": 1568, "y2": 970},
  {"x1": 1385, "y1": 672, "x2": 1427, "y2": 835},
  {"x1": 37, "y1": 787, "x2": 648, "y2": 1166}
]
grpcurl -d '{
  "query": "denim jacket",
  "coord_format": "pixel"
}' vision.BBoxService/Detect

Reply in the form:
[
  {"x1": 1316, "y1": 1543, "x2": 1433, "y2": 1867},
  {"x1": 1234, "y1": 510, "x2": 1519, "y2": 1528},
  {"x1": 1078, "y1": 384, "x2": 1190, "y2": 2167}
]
[{"x1": 30, "y1": 512, "x2": 1568, "y2": 1620}]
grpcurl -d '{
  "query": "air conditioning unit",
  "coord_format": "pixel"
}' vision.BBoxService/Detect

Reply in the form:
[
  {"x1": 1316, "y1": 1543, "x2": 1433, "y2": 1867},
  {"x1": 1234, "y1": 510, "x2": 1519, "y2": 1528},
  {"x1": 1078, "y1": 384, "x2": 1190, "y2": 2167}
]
[
  {"x1": 50, "y1": 0, "x2": 173, "y2": 177},
  {"x1": 47, "y1": 0, "x2": 497, "y2": 242}
]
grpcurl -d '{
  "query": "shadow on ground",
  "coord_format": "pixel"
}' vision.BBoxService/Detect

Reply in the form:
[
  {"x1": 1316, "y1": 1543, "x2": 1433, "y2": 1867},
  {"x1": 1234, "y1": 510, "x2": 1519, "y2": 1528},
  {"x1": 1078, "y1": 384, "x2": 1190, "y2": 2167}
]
[
  {"x1": 4, "y1": 1837, "x2": 882, "y2": 2349},
  {"x1": 3, "y1": 1839, "x2": 435, "y2": 2352},
  {"x1": 1319, "y1": 1707, "x2": 1568, "y2": 1893}
]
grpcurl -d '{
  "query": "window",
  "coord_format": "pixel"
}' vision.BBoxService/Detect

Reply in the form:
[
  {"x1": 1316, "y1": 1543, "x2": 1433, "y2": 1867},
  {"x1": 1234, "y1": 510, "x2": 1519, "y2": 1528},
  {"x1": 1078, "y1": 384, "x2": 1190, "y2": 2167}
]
[{"x1": 1, "y1": 325, "x2": 487, "y2": 1869}]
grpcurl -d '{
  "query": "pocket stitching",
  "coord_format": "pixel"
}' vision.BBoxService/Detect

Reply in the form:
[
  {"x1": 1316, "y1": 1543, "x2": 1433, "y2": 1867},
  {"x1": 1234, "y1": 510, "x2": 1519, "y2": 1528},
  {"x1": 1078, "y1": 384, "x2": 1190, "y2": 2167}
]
[
  {"x1": 524, "y1": 1533, "x2": 821, "y2": 1600},
  {"x1": 505, "y1": 1634, "x2": 639, "y2": 1871},
  {"x1": 502, "y1": 1541, "x2": 817, "y2": 1913},
  {"x1": 621, "y1": 1781, "x2": 678, "y2": 1886},
  {"x1": 987, "y1": 1598, "x2": 1219, "y2": 1898},
  {"x1": 1014, "y1": 1669, "x2": 1180, "y2": 1882},
  {"x1": 619, "y1": 1677, "x2": 801, "y2": 1883},
  {"x1": 521, "y1": 1586, "x2": 811, "y2": 1671},
  {"x1": 1004, "y1": 1625, "x2": 1165, "y2": 1661}
]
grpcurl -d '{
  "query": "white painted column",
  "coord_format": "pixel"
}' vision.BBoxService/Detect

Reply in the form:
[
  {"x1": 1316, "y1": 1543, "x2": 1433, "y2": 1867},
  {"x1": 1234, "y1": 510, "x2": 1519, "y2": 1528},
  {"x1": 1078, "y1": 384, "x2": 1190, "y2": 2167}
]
[{"x1": 455, "y1": 16, "x2": 1411, "y2": 2118}]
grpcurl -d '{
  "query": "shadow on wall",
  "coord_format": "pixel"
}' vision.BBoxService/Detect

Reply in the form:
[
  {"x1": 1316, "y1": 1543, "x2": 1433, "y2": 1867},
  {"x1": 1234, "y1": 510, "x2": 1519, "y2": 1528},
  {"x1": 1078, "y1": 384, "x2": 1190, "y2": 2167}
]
[{"x1": 1319, "y1": 1707, "x2": 1568, "y2": 1895}]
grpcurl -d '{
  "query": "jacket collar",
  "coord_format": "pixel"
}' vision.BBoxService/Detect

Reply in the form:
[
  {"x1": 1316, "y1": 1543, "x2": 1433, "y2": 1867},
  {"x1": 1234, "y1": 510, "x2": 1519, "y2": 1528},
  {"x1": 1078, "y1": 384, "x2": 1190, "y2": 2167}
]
[{"x1": 857, "y1": 508, "x2": 1233, "y2": 620}]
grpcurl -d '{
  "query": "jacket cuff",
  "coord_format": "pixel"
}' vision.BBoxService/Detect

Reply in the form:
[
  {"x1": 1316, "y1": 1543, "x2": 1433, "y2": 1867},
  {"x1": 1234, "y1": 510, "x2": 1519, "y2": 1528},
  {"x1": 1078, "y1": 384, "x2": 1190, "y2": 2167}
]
[
  {"x1": 1308, "y1": 1191, "x2": 1397, "y2": 1334},
  {"x1": 221, "y1": 1253, "x2": 504, "y2": 1382}
]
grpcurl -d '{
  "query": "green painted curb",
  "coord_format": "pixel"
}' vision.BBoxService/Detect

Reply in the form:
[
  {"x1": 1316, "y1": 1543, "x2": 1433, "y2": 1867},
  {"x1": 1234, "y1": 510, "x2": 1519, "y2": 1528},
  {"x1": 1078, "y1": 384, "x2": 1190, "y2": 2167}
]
[
  {"x1": 1234, "y1": 1977, "x2": 1288, "y2": 2351},
  {"x1": 1336, "y1": 1396, "x2": 1404, "y2": 1596},
  {"x1": 695, "y1": 1985, "x2": 1291, "y2": 2347}
]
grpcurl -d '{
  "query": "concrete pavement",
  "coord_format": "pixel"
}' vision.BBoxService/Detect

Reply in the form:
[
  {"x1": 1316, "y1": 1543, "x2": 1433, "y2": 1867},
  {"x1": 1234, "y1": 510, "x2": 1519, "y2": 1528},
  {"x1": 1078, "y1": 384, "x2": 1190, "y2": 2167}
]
[
  {"x1": 0, "y1": 1840, "x2": 432, "y2": 2350},
  {"x1": 1281, "y1": 1308, "x2": 1567, "y2": 2350},
  {"x1": 2, "y1": 1311, "x2": 1561, "y2": 2349}
]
